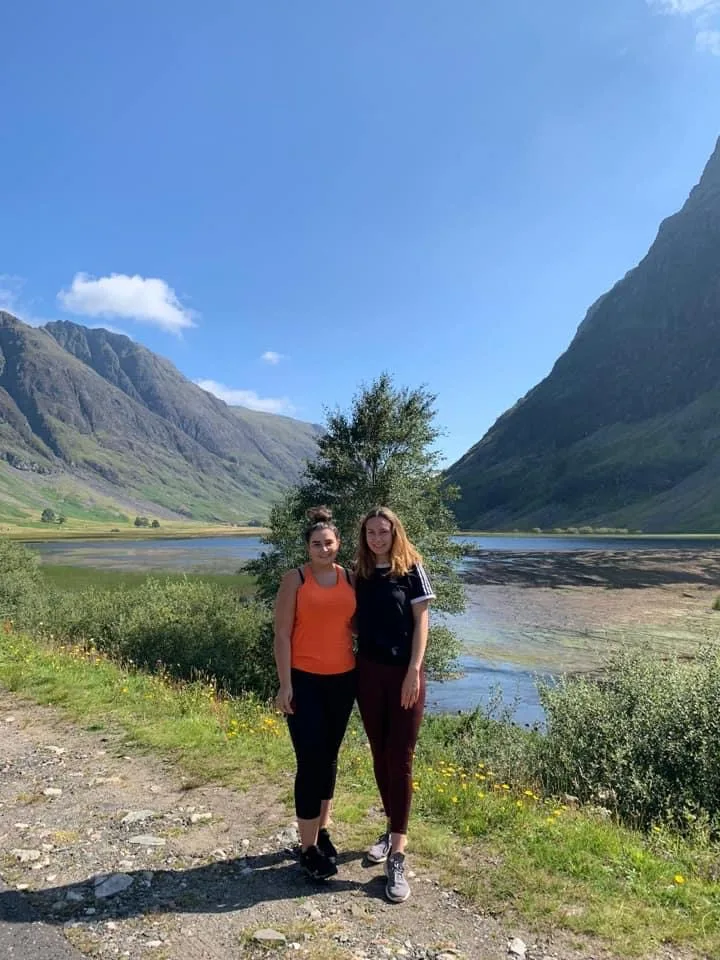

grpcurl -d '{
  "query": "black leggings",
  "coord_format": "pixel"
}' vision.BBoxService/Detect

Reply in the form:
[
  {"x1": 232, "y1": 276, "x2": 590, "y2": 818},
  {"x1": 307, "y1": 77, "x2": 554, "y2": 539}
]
[{"x1": 286, "y1": 667, "x2": 356, "y2": 821}]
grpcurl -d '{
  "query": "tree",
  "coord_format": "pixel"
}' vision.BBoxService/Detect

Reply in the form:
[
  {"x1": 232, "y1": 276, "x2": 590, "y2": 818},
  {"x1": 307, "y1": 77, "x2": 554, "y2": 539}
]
[
  {"x1": 134, "y1": 516, "x2": 150, "y2": 528},
  {"x1": 248, "y1": 374, "x2": 464, "y2": 677},
  {"x1": 57, "y1": 515, "x2": 66, "y2": 525},
  {"x1": 150, "y1": 519, "x2": 160, "y2": 529},
  {"x1": 41, "y1": 508, "x2": 56, "y2": 523}
]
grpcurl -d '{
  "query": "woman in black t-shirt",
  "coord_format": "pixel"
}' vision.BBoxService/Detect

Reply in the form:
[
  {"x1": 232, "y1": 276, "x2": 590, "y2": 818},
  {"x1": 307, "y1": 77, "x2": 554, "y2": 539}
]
[{"x1": 354, "y1": 506, "x2": 435, "y2": 904}]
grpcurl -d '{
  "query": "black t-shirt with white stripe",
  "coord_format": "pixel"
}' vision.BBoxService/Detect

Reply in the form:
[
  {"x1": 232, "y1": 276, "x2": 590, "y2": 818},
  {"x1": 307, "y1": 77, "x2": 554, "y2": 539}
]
[{"x1": 355, "y1": 562, "x2": 435, "y2": 666}]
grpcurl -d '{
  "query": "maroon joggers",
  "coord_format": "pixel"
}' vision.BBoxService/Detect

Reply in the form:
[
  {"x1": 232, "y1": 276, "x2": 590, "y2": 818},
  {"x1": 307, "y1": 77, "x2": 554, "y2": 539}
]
[{"x1": 356, "y1": 655, "x2": 426, "y2": 835}]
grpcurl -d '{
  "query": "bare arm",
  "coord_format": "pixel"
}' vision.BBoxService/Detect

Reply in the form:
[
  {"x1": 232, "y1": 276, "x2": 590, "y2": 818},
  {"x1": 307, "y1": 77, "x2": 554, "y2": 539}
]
[
  {"x1": 400, "y1": 600, "x2": 430, "y2": 709},
  {"x1": 274, "y1": 570, "x2": 300, "y2": 713}
]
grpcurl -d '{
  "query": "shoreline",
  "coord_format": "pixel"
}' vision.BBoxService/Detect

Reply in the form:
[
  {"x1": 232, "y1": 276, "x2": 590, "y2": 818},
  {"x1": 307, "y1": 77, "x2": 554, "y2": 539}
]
[
  {"x1": 457, "y1": 529, "x2": 720, "y2": 539},
  {"x1": 6, "y1": 523, "x2": 720, "y2": 544},
  {"x1": 5, "y1": 526, "x2": 269, "y2": 544}
]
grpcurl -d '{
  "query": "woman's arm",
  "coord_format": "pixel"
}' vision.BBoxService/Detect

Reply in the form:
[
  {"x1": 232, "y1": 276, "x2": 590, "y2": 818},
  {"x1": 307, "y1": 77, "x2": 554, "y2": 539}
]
[
  {"x1": 400, "y1": 600, "x2": 429, "y2": 709},
  {"x1": 274, "y1": 570, "x2": 299, "y2": 714}
]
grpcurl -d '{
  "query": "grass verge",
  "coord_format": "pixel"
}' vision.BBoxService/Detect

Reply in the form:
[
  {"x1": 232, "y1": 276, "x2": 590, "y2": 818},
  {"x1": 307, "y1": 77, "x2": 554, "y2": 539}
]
[{"x1": 0, "y1": 631, "x2": 718, "y2": 957}]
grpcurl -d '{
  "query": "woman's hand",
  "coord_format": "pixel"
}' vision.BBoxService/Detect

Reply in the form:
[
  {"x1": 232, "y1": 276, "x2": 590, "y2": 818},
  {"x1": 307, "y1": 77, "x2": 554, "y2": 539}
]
[
  {"x1": 400, "y1": 667, "x2": 421, "y2": 710},
  {"x1": 275, "y1": 684, "x2": 294, "y2": 715}
]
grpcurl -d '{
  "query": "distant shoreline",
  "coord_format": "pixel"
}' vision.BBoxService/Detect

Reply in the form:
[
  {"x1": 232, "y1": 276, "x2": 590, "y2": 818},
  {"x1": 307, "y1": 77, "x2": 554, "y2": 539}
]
[
  {"x1": 5, "y1": 526, "x2": 269, "y2": 544},
  {"x1": 7, "y1": 525, "x2": 720, "y2": 544},
  {"x1": 456, "y1": 530, "x2": 720, "y2": 539}
]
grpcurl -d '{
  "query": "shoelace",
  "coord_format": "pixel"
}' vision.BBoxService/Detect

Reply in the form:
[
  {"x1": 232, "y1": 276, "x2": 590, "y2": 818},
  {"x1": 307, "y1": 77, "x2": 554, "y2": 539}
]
[{"x1": 389, "y1": 858, "x2": 405, "y2": 882}]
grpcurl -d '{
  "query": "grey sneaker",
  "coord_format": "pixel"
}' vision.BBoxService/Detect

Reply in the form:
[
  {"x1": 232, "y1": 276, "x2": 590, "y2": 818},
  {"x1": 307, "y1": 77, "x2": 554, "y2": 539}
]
[
  {"x1": 366, "y1": 831, "x2": 391, "y2": 864},
  {"x1": 385, "y1": 852, "x2": 410, "y2": 903}
]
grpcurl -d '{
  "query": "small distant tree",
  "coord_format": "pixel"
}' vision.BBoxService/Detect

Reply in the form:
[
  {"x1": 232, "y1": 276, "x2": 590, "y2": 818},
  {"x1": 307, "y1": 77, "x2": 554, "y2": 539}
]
[
  {"x1": 248, "y1": 374, "x2": 464, "y2": 677},
  {"x1": 150, "y1": 519, "x2": 160, "y2": 529},
  {"x1": 134, "y1": 516, "x2": 150, "y2": 528},
  {"x1": 41, "y1": 508, "x2": 56, "y2": 523},
  {"x1": 57, "y1": 515, "x2": 66, "y2": 525}
]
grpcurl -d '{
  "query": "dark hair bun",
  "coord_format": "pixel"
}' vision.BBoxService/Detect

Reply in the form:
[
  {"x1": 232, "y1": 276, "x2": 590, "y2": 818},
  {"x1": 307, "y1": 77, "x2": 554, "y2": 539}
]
[{"x1": 306, "y1": 505, "x2": 333, "y2": 524}]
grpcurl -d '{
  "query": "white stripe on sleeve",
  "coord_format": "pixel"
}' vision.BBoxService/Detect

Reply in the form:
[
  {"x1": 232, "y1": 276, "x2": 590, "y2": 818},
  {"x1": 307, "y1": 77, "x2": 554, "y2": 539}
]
[{"x1": 410, "y1": 562, "x2": 436, "y2": 603}]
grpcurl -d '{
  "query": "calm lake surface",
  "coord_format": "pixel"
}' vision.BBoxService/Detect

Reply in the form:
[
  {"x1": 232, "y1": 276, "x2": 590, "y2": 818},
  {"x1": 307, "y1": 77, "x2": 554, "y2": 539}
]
[{"x1": 31, "y1": 534, "x2": 720, "y2": 725}]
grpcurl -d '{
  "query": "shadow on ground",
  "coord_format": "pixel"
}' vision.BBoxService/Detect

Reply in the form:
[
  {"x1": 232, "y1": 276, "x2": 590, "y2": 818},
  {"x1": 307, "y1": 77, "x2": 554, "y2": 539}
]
[{"x1": 0, "y1": 849, "x2": 392, "y2": 926}]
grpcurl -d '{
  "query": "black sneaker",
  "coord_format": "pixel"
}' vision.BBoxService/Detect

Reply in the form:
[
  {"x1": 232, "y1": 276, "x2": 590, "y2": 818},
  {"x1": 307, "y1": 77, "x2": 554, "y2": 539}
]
[
  {"x1": 317, "y1": 827, "x2": 338, "y2": 864},
  {"x1": 300, "y1": 844, "x2": 338, "y2": 880}
]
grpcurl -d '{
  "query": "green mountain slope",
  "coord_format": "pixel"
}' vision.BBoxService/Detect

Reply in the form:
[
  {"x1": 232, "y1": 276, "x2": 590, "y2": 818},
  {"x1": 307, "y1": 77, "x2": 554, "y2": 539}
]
[
  {"x1": 447, "y1": 137, "x2": 720, "y2": 532},
  {"x1": 0, "y1": 313, "x2": 319, "y2": 523}
]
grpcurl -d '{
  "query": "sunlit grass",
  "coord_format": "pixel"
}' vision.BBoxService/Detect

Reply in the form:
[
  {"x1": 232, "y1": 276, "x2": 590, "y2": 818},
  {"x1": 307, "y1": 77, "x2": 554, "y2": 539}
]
[{"x1": 0, "y1": 630, "x2": 719, "y2": 956}]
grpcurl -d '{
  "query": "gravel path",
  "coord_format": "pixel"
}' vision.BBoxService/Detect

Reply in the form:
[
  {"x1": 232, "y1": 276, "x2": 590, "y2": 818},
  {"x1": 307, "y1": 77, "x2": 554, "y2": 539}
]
[{"x1": 0, "y1": 691, "x2": 691, "y2": 960}]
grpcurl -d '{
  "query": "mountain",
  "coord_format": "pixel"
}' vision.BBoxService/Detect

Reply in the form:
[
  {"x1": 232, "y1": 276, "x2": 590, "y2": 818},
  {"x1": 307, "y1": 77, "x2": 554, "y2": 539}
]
[
  {"x1": 447, "y1": 137, "x2": 720, "y2": 533},
  {"x1": 0, "y1": 313, "x2": 320, "y2": 523}
]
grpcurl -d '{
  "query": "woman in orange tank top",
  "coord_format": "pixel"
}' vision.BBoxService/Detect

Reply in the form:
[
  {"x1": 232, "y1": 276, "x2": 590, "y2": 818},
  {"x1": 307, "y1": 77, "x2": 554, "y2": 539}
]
[{"x1": 274, "y1": 506, "x2": 356, "y2": 881}]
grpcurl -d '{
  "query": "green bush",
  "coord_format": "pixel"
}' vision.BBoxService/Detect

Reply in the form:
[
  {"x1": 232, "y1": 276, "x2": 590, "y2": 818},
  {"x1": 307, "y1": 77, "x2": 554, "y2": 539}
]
[
  {"x1": 418, "y1": 705, "x2": 541, "y2": 787},
  {"x1": 0, "y1": 539, "x2": 46, "y2": 620},
  {"x1": 538, "y1": 647, "x2": 720, "y2": 831},
  {"x1": 41, "y1": 578, "x2": 277, "y2": 699}
]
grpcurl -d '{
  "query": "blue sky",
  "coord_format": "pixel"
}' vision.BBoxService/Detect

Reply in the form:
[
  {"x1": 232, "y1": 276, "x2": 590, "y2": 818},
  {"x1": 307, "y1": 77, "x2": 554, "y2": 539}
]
[{"x1": 1, "y1": 1, "x2": 719, "y2": 464}]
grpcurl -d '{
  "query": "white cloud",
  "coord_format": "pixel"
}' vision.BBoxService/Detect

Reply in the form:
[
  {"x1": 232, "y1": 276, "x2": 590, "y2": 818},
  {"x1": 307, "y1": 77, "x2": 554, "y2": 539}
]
[
  {"x1": 647, "y1": 0, "x2": 720, "y2": 53},
  {"x1": 261, "y1": 350, "x2": 283, "y2": 364},
  {"x1": 696, "y1": 27, "x2": 720, "y2": 51},
  {"x1": 194, "y1": 378, "x2": 294, "y2": 415},
  {"x1": 648, "y1": 0, "x2": 719, "y2": 13},
  {"x1": 57, "y1": 273, "x2": 197, "y2": 335}
]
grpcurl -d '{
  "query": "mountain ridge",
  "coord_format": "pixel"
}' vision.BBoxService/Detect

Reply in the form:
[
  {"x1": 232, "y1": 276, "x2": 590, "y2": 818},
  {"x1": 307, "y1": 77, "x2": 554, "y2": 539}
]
[
  {"x1": 0, "y1": 312, "x2": 319, "y2": 524},
  {"x1": 447, "y1": 136, "x2": 720, "y2": 532}
]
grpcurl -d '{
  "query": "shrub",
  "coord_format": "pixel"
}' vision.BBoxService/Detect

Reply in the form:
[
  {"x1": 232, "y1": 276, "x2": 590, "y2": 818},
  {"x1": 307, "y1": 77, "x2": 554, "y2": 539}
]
[
  {"x1": 41, "y1": 508, "x2": 56, "y2": 523},
  {"x1": 43, "y1": 578, "x2": 277, "y2": 699},
  {"x1": 538, "y1": 647, "x2": 720, "y2": 831},
  {"x1": 0, "y1": 539, "x2": 45, "y2": 620}
]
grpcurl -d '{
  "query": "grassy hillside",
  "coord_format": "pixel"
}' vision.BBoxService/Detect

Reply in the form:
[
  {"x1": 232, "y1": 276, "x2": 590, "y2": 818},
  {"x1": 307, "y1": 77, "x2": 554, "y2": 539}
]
[{"x1": 0, "y1": 313, "x2": 320, "y2": 524}]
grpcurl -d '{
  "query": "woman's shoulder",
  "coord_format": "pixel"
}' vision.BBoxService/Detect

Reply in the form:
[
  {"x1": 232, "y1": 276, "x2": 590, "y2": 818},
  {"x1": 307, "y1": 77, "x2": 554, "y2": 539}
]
[
  {"x1": 335, "y1": 563, "x2": 354, "y2": 586},
  {"x1": 406, "y1": 561, "x2": 435, "y2": 601},
  {"x1": 280, "y1": 566, "x2": 305, "y2": 588}
]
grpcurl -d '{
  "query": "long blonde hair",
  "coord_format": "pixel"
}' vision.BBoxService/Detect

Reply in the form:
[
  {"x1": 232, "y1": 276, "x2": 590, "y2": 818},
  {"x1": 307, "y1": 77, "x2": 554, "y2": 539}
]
[{"x1": 355, "y1": 506, "x2": 422, "y2": 579}]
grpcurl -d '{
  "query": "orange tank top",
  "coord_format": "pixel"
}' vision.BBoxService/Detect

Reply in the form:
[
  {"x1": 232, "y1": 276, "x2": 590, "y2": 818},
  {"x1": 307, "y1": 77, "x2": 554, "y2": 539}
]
[{"x1": 291, "y1": 564, "x2": 356, "y2": 675}]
